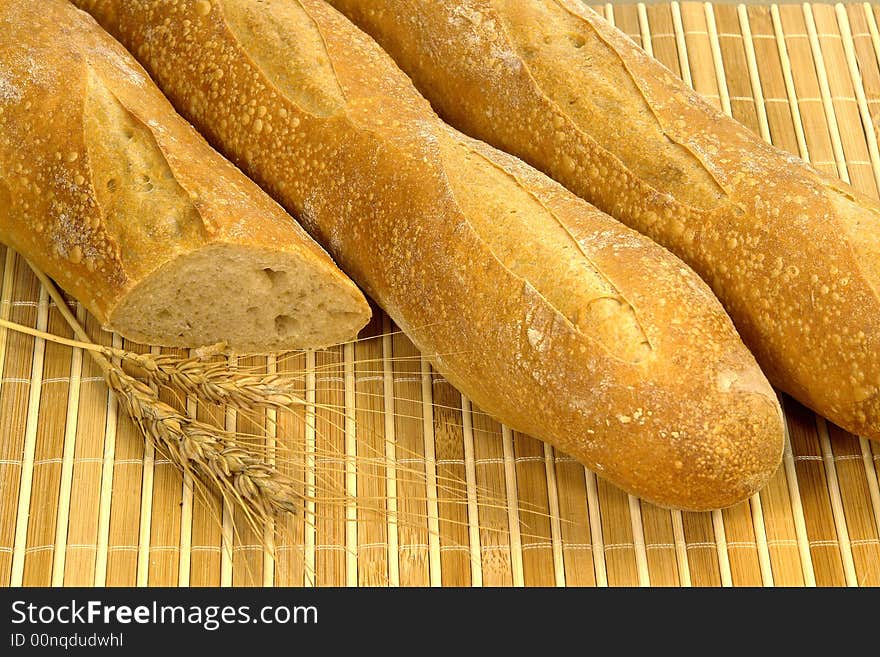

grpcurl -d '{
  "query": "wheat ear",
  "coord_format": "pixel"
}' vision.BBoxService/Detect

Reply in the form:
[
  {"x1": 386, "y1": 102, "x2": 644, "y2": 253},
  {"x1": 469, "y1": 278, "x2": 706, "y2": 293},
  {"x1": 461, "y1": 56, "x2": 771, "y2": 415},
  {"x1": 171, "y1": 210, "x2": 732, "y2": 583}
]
[
  {"x1": 22, "y1": 259, "x2": 302, "y2": 524},
  {"x1": 104, "y1": 367, "x2": 299, "y2": 515},
  {"x1": 122, "y1": 352, "x2": 307, "y2": 410}
]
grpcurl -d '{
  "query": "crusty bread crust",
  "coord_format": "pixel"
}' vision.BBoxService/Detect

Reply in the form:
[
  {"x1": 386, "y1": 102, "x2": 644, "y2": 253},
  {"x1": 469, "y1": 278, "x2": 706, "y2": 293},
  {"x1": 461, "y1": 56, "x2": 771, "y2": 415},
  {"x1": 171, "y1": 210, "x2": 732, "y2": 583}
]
[
  {"x1": 0, "y1": 0, "x2": 369, "y2": 350},
  {"x1": 75, "y1": 0, "x2": 786, "y2": 509},
  {"x1": 328, "y1": 0, "x2": 880, "y2": 440}
]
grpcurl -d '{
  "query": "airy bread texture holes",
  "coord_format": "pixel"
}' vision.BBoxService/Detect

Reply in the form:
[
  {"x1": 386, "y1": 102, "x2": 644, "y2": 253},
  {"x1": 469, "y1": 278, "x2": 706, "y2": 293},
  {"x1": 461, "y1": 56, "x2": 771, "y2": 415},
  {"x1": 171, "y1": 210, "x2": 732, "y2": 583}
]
[
  {"x1": 274, "y1": 313, "x2": 300, "y2": 336},
  {"x1": 262, "y1": 266, "x2": 288, "y2": 287}
]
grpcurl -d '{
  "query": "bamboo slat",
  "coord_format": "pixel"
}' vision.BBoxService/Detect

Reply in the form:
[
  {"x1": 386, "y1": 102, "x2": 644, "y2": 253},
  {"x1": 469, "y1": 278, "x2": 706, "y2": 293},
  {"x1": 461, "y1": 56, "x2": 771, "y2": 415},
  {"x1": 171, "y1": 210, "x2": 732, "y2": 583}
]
[{"x1": 1, "y1": 2, "x2": 879, "y2": 587}]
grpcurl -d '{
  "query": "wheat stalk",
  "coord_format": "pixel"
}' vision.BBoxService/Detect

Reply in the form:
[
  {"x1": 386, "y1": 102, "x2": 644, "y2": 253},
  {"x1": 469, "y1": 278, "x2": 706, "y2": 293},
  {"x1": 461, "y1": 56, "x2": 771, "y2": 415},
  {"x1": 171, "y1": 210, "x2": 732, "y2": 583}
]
[
  {"x1": 0, "y1": 311, "x2": 501, "y2": 505},
  {"x1": 17, "y1": 259, "x2": 303, "y2": 529},
  {"x1": 4, "y1": 259, "x2": 549, "y2": 555},
  {"x1": 104, "y1": 366, "x2": 300, "y2": 517},
  {"x1": 0, "y1": 316, "x2": 306, "y2": 412},
  {"x1": 125, "y1": 352, "x2": 307, "y2": 410}
]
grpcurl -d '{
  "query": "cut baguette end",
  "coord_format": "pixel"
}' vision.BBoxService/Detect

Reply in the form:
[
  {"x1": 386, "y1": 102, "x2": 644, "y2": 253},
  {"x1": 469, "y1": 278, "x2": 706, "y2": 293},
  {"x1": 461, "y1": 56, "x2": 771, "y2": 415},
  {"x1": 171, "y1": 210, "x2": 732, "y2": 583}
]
[{"x1": 109, "y1": 242, "x2": 370, "y2": 352}]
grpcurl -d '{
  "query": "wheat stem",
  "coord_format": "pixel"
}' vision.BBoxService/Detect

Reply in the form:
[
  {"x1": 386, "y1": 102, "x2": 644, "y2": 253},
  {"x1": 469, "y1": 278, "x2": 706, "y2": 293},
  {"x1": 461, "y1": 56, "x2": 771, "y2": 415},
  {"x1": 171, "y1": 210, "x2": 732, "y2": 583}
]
[
  {"x1": 105, "y1": 367, "x2": 299, "y2": 516},
  {"x1": 21, "y1": 259, "x2": 301, "y2": 526}
]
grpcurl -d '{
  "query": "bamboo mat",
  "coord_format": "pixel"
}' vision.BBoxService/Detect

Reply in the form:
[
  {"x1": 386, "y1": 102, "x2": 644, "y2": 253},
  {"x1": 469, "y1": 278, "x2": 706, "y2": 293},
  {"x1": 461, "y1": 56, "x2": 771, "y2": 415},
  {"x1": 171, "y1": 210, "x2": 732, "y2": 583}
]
[{"x1": 2, "y1": 1, "x2": 880, "y2": 588}]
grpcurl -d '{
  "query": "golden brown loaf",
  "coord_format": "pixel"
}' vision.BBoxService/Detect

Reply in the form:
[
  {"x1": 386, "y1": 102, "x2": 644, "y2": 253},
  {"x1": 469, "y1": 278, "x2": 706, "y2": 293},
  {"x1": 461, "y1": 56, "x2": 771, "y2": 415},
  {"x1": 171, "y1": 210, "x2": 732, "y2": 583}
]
[
  {"x1": 329, "y1": 0, "x2": 880, "y2": 440},
  {"x1": 76, "y1": 0, "x2": 785, "y2": 510},
  {"x1": 0, "y1": 0, "x2": 370, "y2": 351}
]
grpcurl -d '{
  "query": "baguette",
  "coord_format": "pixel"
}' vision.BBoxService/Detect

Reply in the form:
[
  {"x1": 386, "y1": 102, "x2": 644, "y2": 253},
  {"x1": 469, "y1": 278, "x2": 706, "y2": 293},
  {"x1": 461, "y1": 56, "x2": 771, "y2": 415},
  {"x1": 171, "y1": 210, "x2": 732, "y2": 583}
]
[
  {"x1": 328, "y1": 0, "x2": 880, "y2": 440},
  {"x1": 75, "y1": 0, "x2": 785, "y2": 510},
  {"x1": 0, "y1": 0, "x2": 370, "y2": 351}
]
